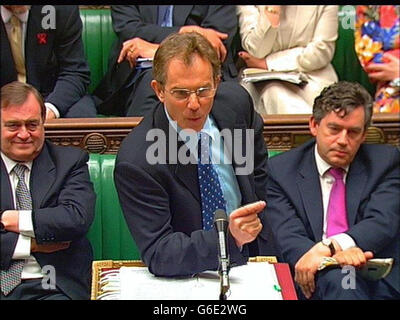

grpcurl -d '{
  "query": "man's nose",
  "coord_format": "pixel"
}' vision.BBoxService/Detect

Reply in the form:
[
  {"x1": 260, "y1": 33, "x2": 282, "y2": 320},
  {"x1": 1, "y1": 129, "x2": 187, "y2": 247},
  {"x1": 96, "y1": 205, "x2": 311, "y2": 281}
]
[
  {"x1": 337, "y1": 129, "x2": 349, "y2": 145},
  {"x1": 187, "y1": 92, "x2": 201, "y2": 110},
  {"x1": 16, "y1": 126, "x2": 30, "y2": 139}
]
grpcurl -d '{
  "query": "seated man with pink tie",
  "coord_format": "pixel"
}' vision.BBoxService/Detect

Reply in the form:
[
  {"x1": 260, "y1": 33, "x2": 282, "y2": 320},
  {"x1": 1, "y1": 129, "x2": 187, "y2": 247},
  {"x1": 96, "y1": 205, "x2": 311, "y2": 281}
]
[{"x1": 264, "y1": 81, "x2": 400, "y2": 299}]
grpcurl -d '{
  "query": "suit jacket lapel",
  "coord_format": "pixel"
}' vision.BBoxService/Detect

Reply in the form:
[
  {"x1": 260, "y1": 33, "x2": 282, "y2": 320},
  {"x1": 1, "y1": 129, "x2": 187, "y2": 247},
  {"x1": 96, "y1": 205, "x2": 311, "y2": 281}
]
[
  {"x1": 1, "y1": 159, "x2": 15, "y2": 210},
  {"x1": 211, "y1": 100, "x2": 254, "y2": 205},
  {"x1": 30, "y1": 142, "x2": 56, "y2": 208},
  {"x1": 175, "y1": 149, "x2": 200, "y2": 203},
  {"x1": 0, "y1": 18, "x2": 17, "y2": 84},
  {"x1": 154, "y1": 105, "x2": 200, "y2": 202},
  {"x1": 140, "y1": 5, "x2": 158, "y2": 23},
  {"x1": 297, "y1": 145, "x2": 324, "y2": 241},
  {"x1": 25, "y1": 6, "x2": 44, "y2": 86},
  {"x1": 174, "y1": 6, "x2": 194, "y2": 26},
  {"x1": 345, "y1": 154, "x2": 367, "y2": 227}
]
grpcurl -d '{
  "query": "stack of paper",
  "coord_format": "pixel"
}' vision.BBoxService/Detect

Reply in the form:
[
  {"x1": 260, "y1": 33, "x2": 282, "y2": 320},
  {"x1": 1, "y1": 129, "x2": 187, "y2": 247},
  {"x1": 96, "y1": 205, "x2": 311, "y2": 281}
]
[
  {"x1": 118, "y1": 262, "x2": 283, "y2": 300},
  {"x1": 241, "y1": 68, "x2": 308, "y2": 85}
]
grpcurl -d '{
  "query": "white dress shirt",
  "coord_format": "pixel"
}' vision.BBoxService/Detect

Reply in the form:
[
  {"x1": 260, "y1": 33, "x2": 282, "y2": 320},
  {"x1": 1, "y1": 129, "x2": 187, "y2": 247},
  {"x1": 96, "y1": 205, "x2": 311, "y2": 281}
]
[{"x1": 1, "y1": 152, "x2": 43, "y2": 279}]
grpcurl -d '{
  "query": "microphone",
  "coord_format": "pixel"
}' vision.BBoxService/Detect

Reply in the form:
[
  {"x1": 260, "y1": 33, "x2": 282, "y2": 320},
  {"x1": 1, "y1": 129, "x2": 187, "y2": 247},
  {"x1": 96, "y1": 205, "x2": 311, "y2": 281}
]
[{"x1": 213, "y1": 209, "x2": 230, "y2": 300}]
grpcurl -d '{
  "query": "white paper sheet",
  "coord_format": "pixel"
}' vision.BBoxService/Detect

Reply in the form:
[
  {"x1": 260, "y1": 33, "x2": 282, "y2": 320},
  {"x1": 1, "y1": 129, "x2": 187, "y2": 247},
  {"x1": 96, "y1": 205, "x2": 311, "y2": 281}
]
[{"x1": 119, "y1": 262, "x2": 282, "y2": 300}]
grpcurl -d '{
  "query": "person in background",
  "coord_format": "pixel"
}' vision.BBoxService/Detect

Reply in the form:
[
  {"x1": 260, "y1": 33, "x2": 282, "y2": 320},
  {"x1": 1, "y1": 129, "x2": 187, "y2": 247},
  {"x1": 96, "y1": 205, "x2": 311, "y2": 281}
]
[
  {"x1": 265, "y1": 81, "x2": 400, "y2": 299},
  {"x1": 0, "y1": 5, "x2": 97, "y2": 119},
  {"x1": 93, "y1": 5, "x2": 239, "y2": 117},
  {"x1": 1, "y1": 82, "x2": 96, "y2": 299},
  {"x1": 114, "y1": 32, "x2": 276, "y2": 277},
  {"x1": 237, "y1": 5, "x2": 339, "y2": 115},
  {"x1": 355, "y1": 5, "x2": 399, "y2": 113}
]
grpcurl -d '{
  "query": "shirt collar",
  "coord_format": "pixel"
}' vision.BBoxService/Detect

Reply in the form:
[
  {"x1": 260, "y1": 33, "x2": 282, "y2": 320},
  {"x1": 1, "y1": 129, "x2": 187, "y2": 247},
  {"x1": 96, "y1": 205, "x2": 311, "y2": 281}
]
[
  {"x1": 314, "y1": 144, "x2": 348, "y2": 177},
  {"x1": 163, "y1": 106, "x2": 218, "y2": 142},
  {"x1": 1, "y1": 6, "x2": 30, "y2": 24},
  {"x1": 1, "y1": 152, "x2": 33, "y2": 175}
]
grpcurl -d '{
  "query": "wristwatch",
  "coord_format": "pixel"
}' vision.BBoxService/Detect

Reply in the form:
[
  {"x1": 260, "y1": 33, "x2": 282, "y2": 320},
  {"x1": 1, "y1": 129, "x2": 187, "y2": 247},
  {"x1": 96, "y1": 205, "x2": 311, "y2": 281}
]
[{"x1": 322, "y1": 238, "x2": 336, "y2": 256}]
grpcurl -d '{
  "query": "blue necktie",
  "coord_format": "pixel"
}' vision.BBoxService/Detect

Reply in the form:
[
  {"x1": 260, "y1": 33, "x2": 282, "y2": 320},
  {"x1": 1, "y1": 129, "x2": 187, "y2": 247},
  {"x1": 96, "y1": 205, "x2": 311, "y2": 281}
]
[
  {"x1": 0, "y1": 164, "x2": 31, "y2": 296},
  {"x1": 158, "y1": 5, "x2": 174, "y2": 27},
  {"x1": 197, "y1": 132, "x2": 226, "y2": 230}
]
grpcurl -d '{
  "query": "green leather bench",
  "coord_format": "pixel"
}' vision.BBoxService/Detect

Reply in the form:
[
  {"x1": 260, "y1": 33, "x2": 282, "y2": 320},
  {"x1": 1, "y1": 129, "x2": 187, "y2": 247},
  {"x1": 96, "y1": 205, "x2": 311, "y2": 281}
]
[
  {"x1": 80, "y1": 8, "x2": 117, "y2": 93},
  {"x1": 87, "y1": 154, "x2": 140, "y2": 260},
  {"x1": 79, "y1": 6, "x2": 375, "y2": 97}
]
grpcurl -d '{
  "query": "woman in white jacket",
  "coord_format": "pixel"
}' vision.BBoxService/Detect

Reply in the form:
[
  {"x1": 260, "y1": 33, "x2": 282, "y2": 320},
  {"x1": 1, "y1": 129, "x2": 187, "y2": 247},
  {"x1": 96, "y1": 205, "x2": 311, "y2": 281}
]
[{"x1": 237, "y1": 5, "x2": 339, "y2": 114}]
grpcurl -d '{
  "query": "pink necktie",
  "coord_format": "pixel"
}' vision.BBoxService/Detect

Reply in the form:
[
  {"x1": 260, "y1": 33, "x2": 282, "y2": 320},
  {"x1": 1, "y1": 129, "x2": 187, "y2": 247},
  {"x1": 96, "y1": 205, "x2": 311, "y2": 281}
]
[{"x1": 326, "y1": 167, "x2": 349, "y2": 237}]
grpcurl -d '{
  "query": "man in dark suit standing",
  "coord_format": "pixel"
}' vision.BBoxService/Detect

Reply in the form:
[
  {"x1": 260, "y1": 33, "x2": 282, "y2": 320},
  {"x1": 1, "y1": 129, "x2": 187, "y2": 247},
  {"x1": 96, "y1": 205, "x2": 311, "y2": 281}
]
[
  {"x1": 0, "y1": 81, "x2": 96, "y2": 299},
  {"x1": 114, "y1": 32, "x2": 274, "y2": 277},
  {"x1": 0, "y1": 5, "x2": 97, "y2": 119},
  {"x1": 94, "y1": 5, "x2": 239, "y2": 117},
  {"x1": 265, "y1": 81, "x2": 400, "y2": 299}
]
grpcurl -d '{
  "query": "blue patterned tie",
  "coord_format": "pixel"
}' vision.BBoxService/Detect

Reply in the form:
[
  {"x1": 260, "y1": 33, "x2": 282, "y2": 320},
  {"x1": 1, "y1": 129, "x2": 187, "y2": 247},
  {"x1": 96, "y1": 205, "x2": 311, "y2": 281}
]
[
  {"x1": 197, "y1": 132, "x2": 226, "y2": 230},
  {"x1": 0, "y1": 164, "x2": 31, "y2": 296}
]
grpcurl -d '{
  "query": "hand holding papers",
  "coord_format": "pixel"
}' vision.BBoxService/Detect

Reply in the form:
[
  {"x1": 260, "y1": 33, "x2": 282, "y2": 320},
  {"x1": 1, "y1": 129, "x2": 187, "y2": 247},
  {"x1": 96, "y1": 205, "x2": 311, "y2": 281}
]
[{"x1": 318, "y1": 257, "x2": 394, "y2": 281}]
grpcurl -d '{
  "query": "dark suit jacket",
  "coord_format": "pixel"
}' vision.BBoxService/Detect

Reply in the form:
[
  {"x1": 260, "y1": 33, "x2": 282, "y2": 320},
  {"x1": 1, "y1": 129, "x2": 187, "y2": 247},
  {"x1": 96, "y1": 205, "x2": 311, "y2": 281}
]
[
  {"x1": 265, "y1": 139, "x2": 400, "y2": 294},
  {"x1": 0, "y1": 5, "x2": 90, "y2": 116},
  {"x1": 94, "y1": 5, "x2": 238, "y2": 115},
  {"x1": 0, "y1": 141, "x2": 96, "y2": 299},
  {"x1": 114, "y1": 83, "x2": 272, "y2": 277}
]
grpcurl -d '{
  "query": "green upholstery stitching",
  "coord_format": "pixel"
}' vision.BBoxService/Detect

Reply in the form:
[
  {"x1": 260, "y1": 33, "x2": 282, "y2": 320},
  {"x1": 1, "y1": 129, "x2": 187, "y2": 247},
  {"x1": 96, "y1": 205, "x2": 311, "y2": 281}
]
[{"x1": 80, "y1": 9, "x2": 117, "y2": 93}]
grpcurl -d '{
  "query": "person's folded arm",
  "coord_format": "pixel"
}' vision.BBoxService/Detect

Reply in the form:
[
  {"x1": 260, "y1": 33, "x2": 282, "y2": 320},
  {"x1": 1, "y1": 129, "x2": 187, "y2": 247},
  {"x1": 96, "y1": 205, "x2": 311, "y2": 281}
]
[{"x1": 32, "y1": 152, "x2": 95, "y2": 244}]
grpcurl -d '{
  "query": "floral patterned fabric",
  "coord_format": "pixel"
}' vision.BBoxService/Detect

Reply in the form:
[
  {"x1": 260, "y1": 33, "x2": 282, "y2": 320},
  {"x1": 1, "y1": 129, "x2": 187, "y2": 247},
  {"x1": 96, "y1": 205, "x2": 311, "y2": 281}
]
[{"x1": 355, "y1": 5, "x2": 399, "y2": 113}]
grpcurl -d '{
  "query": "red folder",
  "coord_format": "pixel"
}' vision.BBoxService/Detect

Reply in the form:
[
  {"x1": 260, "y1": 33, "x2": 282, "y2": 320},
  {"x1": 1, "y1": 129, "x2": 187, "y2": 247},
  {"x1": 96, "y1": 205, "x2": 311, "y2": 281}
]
[{"x1": 274, "y1": 263, "x2": 298, "y2": 300}]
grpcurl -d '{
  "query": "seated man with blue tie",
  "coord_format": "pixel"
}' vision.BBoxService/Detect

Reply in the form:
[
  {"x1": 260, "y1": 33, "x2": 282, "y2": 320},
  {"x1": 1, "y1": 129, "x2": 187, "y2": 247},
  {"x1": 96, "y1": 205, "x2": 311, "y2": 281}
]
[
  {"x1": 0, "y1": 5, "x2": 97, "y2": 119},
  {"x1": 0, "y1": 81, "x2": 96, "y2": 299},
  {"x1": 265, "y1": 81, "x2": 400, "y2": 299},
  {"x1": 94, "y1": 5, "x2": 239, "y2": 117},
  {"x1": 114, "y1": 32, "x2": 275, "y2": 277}
]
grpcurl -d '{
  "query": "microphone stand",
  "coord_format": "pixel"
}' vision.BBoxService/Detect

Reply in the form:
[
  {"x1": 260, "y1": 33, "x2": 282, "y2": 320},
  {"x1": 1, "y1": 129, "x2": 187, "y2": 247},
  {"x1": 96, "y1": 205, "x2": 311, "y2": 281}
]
[
  {"x1": 214, "y1": 209, "x2": 230, "y2": 300},
  {"x1": 219, "y1": 256, "x2": 230, "y2": 300}
]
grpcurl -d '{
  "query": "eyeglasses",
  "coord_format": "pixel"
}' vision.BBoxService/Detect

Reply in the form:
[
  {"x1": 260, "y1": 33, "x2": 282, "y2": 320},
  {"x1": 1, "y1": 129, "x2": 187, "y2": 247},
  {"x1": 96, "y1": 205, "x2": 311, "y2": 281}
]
[{"x1": 168, "y1": 87, "x2": 216, "y2": 101}]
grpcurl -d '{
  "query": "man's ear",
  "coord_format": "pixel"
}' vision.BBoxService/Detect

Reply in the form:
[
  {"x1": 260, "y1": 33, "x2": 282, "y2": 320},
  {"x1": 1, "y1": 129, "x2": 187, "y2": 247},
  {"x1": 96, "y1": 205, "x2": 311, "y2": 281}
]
[
  {"x1": 151, "y1": 80, "x2": 165, "y2": 103},
  {"x1": 309, "y1": 116, "x2": 318, "y2": 137}
]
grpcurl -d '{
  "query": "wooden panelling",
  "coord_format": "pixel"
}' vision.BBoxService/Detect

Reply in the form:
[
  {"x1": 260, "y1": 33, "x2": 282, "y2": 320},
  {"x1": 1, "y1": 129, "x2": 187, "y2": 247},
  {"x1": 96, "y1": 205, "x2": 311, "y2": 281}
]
[{"x1": 44, "y1": 114, "x2": 400, "y2": 154}]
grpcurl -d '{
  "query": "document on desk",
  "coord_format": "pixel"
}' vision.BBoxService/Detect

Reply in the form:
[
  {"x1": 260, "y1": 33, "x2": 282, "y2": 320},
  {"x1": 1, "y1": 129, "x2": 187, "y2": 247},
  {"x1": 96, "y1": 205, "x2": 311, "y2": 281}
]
[{"x1": 119, "y1": 262, "x2": 283, "y2": 300}]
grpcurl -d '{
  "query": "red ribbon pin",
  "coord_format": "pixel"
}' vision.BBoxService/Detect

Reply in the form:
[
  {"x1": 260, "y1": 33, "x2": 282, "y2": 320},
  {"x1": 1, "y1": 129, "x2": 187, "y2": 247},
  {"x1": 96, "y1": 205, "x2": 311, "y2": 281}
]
[{"x1": 37, "y1": 33, "x2": 47, "y2": 45}]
